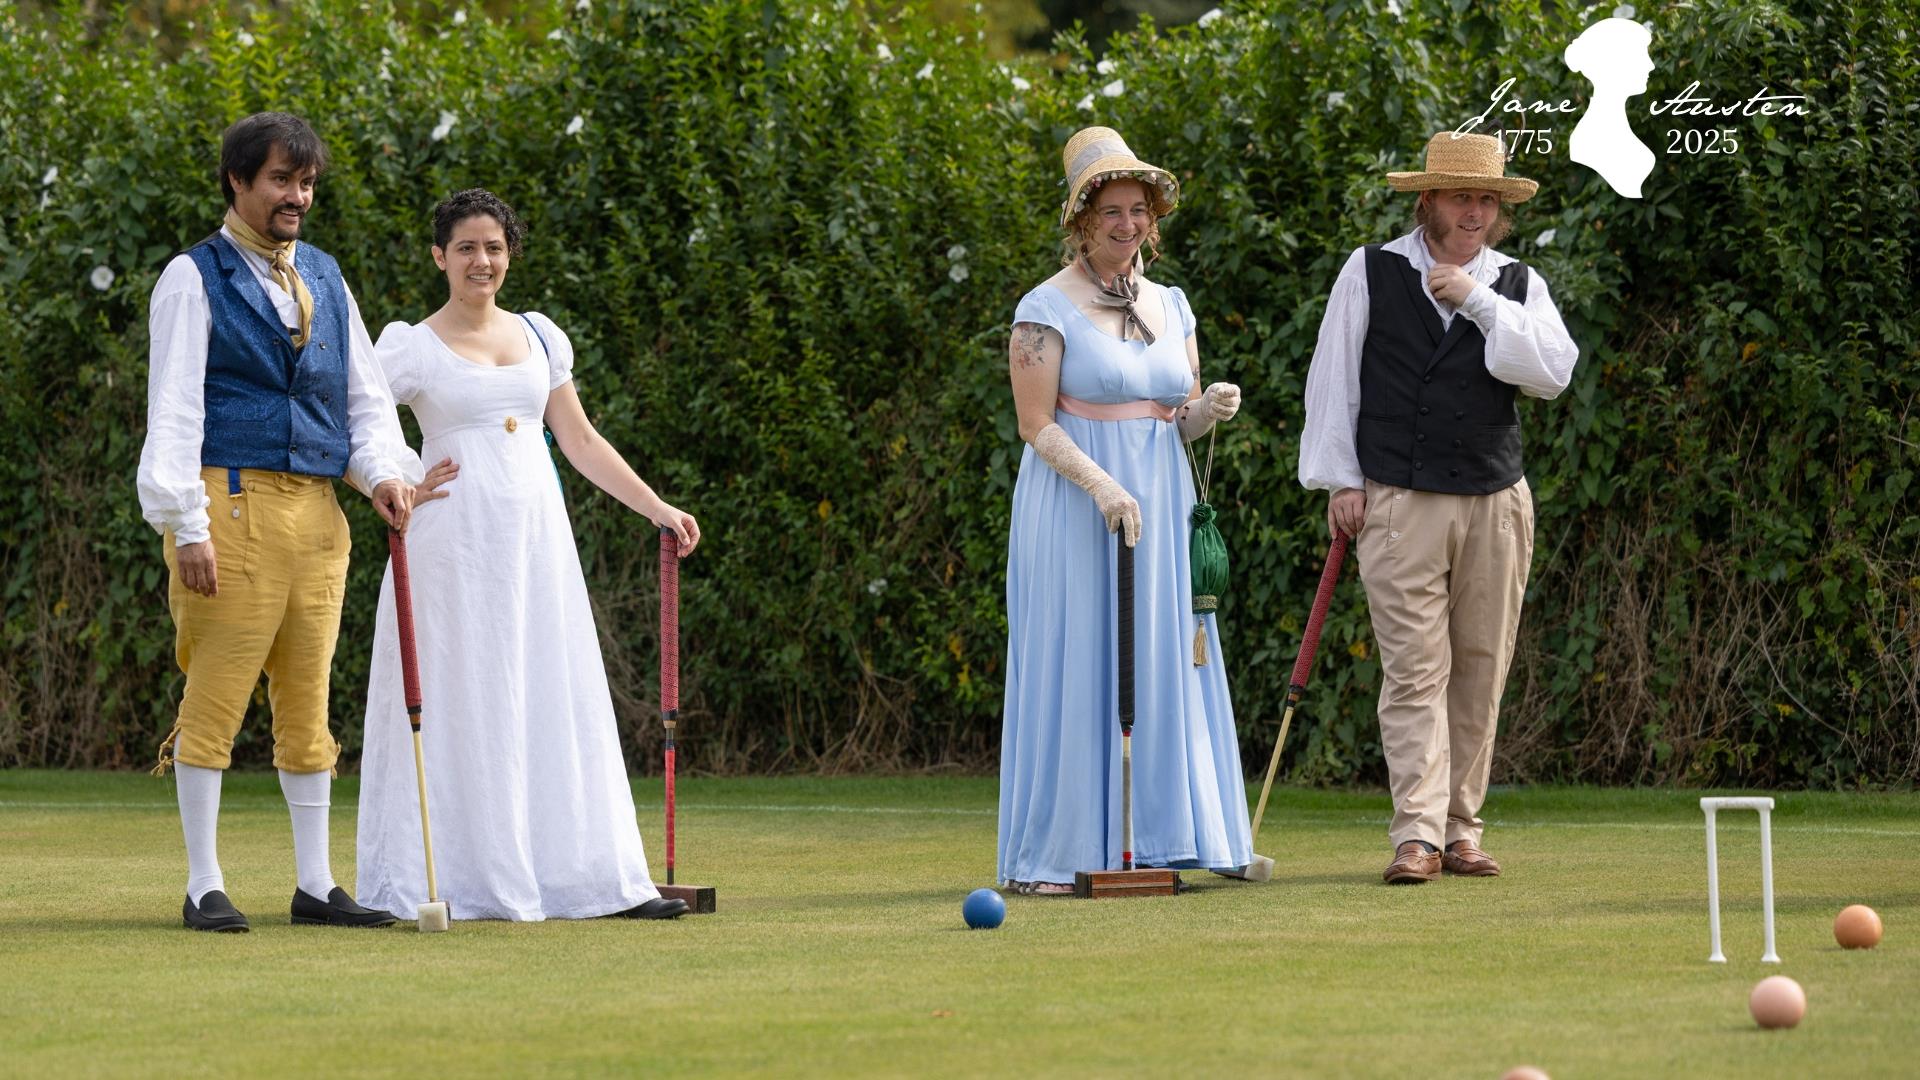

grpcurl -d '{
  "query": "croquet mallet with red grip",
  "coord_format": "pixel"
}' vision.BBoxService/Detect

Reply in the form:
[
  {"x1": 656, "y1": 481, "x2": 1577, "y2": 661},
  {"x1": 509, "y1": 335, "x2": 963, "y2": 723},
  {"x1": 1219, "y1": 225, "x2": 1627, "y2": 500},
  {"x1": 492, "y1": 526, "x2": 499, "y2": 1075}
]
[
  {"x1": 388, "y1": 529, "x2": 451, "y2": 932},
  {"x1": 654, "y1": 527, "x2": 715, "y2": 913},
  {"x1": 1247, "y1": 532, "x2": 1351, "y2": 844}
]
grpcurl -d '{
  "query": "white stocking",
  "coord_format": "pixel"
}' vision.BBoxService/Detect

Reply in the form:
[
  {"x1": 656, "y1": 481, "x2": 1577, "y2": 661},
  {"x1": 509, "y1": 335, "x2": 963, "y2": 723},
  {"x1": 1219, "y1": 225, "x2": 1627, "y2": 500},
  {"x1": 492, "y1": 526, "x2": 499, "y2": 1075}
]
[
  {"x1": 279, "y1": 769, "x2": 338, "y2": 899},
  {"x1": 176, "y1": 763, "x2": 225, "y2": 906}
]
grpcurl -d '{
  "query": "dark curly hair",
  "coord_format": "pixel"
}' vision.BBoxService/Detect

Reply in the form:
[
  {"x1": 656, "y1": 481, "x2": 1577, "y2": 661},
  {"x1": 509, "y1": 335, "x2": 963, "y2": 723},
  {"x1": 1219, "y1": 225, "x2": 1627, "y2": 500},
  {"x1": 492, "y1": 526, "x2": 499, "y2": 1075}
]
[{"x1": 431, "y1": 188, "x2": 526, "y2": 256}]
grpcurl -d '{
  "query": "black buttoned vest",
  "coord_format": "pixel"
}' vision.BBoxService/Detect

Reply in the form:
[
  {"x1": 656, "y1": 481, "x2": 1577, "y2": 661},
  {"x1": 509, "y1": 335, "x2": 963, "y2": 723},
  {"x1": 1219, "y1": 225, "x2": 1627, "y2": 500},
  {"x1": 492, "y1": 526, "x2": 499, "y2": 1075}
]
[{"x1": 1355, "y1": 244, "x2": 1530, "y2": 495}]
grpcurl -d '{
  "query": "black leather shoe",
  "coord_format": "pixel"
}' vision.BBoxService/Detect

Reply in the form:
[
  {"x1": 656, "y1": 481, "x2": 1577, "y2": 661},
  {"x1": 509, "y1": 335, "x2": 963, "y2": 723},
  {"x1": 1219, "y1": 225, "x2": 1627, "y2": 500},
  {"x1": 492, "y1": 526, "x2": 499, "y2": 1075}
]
[
  {"x1": 183, "y1": 890, "x2": 249, "y2": 933},
  {"x1": 617, "y1": 897, "x2": 690, "y2": 920},
  {"x1": 291, "y1": 887, "x2": 399, "y2": 928}
]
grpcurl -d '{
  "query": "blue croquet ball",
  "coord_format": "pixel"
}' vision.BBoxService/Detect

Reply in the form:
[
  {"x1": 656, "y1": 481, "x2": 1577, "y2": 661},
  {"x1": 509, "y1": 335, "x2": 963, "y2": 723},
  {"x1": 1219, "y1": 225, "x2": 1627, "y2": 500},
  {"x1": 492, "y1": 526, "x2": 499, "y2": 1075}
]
[{"x1": 962, "y1": 888, "x2": 1006, "y2": 930}]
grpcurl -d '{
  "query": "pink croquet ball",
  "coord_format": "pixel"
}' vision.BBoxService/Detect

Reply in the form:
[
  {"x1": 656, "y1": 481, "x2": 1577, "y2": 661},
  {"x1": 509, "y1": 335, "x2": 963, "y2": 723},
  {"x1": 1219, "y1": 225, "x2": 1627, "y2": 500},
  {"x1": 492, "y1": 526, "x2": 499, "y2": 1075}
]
[
  {"x1": 1834, "y1": 904, "x2": 1883, "y2": 949},
  {"x1": 1749, "y1": 975, "x2": 1806, "y2": 1029},
  {"x1": 1501, "y1": 1068, "x2": 1550, "y2": 1080}
]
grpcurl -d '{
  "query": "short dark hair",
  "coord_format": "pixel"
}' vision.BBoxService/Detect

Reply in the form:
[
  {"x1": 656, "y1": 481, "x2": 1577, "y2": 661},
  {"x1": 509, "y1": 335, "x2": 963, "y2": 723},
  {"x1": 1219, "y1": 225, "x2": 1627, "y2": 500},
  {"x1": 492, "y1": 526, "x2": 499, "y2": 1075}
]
[
  {"x1": 431, "y1": 188, "x2": 527, "y2": 257},
  {"x1": 219, "y1": 112, "x2": 329, "y2": 206}
]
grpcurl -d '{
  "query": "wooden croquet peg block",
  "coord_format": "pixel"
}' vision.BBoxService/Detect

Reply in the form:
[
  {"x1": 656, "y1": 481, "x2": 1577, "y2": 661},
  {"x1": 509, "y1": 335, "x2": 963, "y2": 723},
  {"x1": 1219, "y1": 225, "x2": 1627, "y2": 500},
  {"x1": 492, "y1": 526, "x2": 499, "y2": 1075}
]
[
  {"x1": 656, "y1": 884, "x2": 717, "y2": 914},
  {"x1": 1072, "y1": 868, "x2": 1179, "y2": 898}
]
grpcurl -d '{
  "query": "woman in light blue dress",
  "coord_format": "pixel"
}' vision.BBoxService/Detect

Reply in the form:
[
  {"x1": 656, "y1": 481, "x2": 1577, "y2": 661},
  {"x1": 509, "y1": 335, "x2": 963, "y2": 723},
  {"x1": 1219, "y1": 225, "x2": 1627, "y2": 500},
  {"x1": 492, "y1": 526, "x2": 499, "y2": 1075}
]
[{"x1": 998, "y1": 128, "x2": 1250, "y2": 892}]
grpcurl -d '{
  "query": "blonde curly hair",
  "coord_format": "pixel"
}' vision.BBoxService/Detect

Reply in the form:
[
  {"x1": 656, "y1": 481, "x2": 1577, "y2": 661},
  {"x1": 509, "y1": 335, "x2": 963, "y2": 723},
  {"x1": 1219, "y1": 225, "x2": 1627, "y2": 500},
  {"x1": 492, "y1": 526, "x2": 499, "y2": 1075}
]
[{"x1": 1059, "y1": 178, "x2": 1166, "y2": 269}]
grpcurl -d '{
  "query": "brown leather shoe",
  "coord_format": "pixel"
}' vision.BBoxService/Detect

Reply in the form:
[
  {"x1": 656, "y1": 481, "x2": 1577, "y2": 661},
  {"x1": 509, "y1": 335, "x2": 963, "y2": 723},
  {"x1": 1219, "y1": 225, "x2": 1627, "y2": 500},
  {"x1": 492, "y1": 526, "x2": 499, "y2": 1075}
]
[
  {"x1": 1443, "y1": 840, "x2": 1501, "y2": 877},
  {"x1": 1383, "y1": 841, "x2": 1441, "y2": 884}
]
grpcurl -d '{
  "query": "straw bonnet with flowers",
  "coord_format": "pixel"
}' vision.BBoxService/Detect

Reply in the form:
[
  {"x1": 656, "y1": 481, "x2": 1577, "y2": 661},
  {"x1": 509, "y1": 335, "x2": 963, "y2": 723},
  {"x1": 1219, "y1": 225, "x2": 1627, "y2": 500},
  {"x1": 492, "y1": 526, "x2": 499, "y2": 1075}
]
[
  {"x1": 995, "y1": 125, "x2": 1255, "y2": 895},
  {"x1": 1058, "y1": 126, "x2": 1181, "y2": 227}
]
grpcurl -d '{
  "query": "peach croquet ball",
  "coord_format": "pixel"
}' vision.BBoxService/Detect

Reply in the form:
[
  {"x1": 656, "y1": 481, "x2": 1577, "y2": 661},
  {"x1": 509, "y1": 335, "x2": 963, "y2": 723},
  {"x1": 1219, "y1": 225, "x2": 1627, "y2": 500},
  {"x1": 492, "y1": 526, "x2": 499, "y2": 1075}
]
[
  {"x1": 1834, "y1": 904, "x2": 1883, "y2": 949},
  {"x1": 1501, "y1": 1068, "x2": 1550, "y2": 1080},
  {"x1": 1749, "y1": 975, "x2": 1807, "y2": 1029}
]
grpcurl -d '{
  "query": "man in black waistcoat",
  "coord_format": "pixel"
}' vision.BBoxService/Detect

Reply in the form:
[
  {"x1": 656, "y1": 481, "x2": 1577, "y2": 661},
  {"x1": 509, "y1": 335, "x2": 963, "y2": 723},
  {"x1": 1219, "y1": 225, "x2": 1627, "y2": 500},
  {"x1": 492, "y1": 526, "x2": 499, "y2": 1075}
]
[{"x1": 1298, "y1": 132, "x2": 1580, "y2": 884}]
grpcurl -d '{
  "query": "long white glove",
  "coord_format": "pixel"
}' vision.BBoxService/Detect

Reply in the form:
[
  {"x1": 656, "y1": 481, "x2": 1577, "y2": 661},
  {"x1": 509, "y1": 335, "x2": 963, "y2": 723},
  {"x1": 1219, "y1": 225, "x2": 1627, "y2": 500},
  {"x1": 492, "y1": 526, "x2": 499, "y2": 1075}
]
[
  {"x1": 1178, "y1": 382, "x2": 1242, "y2": 443},
  {"x1": 1032, "y1": 423, "x2": 1140, "y2": 547}
]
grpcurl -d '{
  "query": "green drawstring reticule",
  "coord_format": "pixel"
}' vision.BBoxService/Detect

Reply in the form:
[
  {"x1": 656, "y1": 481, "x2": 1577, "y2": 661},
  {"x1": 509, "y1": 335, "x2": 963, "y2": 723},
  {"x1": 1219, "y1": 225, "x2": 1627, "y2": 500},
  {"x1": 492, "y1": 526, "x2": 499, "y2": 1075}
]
[{"x1": 1187, "y1": 428, "x2": 1228, "y2": 665}]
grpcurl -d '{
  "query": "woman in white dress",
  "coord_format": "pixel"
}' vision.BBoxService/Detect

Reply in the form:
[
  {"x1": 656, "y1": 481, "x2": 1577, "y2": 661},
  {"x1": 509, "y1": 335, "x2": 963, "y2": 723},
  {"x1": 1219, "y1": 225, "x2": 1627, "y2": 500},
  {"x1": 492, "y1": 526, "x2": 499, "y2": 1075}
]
[{"x1": 355, "y1": 189, "x2": 698, "y2": 921}]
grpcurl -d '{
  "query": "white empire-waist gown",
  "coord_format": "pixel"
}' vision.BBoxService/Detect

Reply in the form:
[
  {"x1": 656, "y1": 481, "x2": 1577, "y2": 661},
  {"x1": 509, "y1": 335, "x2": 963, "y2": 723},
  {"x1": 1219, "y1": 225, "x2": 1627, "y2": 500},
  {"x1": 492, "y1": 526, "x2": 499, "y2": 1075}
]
[{"x1": 354, "y1": 313, "x2": 659, "y2": 920}]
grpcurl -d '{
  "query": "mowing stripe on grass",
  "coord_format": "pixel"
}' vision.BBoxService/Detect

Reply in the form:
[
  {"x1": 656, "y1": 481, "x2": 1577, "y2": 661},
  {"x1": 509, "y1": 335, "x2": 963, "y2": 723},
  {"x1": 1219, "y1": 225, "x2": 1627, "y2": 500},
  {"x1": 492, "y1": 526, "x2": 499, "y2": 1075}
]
[{"x1": 4, "y1": 799, "x2": 1916, "y2": 838}]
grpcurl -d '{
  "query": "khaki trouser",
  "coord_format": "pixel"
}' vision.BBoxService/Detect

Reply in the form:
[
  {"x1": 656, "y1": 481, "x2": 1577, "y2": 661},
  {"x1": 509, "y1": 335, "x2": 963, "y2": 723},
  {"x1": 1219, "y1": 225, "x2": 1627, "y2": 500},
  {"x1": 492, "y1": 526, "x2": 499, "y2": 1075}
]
[
  {"x1": 154, "y1": 467, "x2": 351, "y2": 774},
  {"x1": 1356, "y1": 476, "x2": 1534, "y2": 850}
]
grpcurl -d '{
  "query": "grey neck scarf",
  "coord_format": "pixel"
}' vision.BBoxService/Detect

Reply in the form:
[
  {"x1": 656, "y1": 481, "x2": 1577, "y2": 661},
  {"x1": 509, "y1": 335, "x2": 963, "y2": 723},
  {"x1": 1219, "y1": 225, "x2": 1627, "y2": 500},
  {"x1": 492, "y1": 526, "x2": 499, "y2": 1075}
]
[{"x1": 1081, "y1": 258, "x2": 1156, "y2": 345}]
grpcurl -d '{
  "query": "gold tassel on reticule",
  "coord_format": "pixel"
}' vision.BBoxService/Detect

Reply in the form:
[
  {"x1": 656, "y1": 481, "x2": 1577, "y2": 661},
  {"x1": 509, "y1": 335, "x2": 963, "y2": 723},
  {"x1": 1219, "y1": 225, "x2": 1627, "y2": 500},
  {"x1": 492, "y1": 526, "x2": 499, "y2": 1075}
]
[{"x1": 1192, "y1": 595, "x2": 1218, "y2": 667}]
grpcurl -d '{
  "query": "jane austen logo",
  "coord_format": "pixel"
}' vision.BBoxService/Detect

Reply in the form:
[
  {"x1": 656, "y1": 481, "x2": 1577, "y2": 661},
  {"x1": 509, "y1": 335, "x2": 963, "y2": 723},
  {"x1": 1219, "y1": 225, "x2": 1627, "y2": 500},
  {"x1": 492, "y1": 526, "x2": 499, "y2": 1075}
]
[
  {"x1": 1564, "y1": 18, "x2": 1656, "y2": 198},
  {"x1": 1453, "y1": 14, "x2": 1809, "y2": 200}
]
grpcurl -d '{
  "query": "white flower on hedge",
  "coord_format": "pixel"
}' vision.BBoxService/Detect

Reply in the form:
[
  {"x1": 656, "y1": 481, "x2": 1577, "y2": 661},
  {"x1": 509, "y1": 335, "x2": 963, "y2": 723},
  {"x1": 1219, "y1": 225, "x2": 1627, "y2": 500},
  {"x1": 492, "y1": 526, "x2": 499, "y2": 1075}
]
[
  {"x1": 867, "y1": 577, "x2": 888, "y2": 596},
  {"x1": 1536, "y1": 228, "x2": 1558, "y2": 247},
  {"x1": 452, "y1": 9, "x2": 467, "y2": 25},
  {"x1": 916, "y1": 61, "x2": 934, "y2": 80},
  {"x1": 1386, "y1": 0, "x2": 1402, "y2": 16},
  {"x1": 431, "y1": 110, "x2": 457, "y2": 142},
  {"x1": 1096, "y1": 58, "x2": 1116, "y2": 75},
  {"x1": 948, "y1": 263, "x2": 970, "y2": 283},
  {"x1": 1101, "y1": 79, "x2": 1124, "y2": 98},
  {"x1": 688, "y1": 227, "x2": 707, "y2": 246},
  {"x1": 236, "y1": 30, "x2": 256, "y2": 47},
  {"x1": 90, "y1": 265, "x2": 114, "y2": 291},
  {"x1": 1326, "y1": 91, "x2": 1347, "y2": 109},
  {"x1": 947, "y1": 244, "x2": 968, "y2": 261},
  {"x1": 1011, "y1": 75, "x2": 1030, "y2": 91},
  {"x1": 41, "y1": 166, "x2": 57, "y2": 186},
  {"x1": 565, "y1": 114, "x2": 585, "y2": 136},
  {"x1": 1076, "y1": 93, "x2": 1094, "y2": 111},
  {"x1": 1197, "y1": 7, "x2": 1223, "y2": 27},
  {"x1": 576, "y1": 0, "x2": 591, "y2": 10},
  {"x1": 1613, "y1": 3, "x2": 1636, "y2": 17},
  {"x1": 876, "y1": 43, "x2": 893, "y2": 62},
  {"x1": 547, "y1": 27, "x2": 564, "y2": 40}
]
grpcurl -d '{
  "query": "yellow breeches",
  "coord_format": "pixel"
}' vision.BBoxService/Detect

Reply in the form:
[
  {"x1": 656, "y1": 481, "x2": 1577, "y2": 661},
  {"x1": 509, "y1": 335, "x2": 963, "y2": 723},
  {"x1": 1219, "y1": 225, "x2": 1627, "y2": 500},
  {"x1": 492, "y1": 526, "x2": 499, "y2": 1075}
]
[{"x1": 154, "y1": 467, "x2": 351, "y2": 774}]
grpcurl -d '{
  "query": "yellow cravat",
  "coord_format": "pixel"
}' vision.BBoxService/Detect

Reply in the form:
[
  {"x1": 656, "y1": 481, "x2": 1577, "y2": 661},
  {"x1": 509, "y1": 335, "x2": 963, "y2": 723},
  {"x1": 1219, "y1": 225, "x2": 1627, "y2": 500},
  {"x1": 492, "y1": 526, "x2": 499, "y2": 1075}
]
[{"x1": 223, "y1": 208, "x2": 315, "y2": 348}]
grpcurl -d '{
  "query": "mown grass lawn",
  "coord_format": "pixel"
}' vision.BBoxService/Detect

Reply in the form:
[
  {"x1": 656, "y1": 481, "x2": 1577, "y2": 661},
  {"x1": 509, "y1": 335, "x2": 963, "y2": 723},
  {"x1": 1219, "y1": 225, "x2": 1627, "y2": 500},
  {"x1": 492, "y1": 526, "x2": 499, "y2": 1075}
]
[{"x1": 1, "y1": 771, "x2": 1913, "y2": 1078}]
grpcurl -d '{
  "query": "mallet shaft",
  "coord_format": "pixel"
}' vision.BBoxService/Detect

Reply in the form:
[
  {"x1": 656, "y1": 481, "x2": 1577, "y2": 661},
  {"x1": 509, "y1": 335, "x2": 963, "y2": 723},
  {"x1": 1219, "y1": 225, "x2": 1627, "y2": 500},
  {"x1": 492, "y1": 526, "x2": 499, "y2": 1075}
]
[
  {"x1": 389, "y1": 531, "x2": 441, "y2": 907},
  {"x1": 660, "y1": 527, "x2": 681, "y2": 886},
  {"x1": 1122, "y1": 733, "x2": 1134, "y2": 871},
  {"x1": 1249, "y1": 535, "x2": 1349, "y2": 844},
  {"x1": 1116, "y1": 538, "x2": 1135, "y2": 871},
  {"x1": 413, "y1": 727, "x2": 439, "y2": 902},
  {"x1": 1249, "y1": 697, "x2": 1299, "y2": 843}
]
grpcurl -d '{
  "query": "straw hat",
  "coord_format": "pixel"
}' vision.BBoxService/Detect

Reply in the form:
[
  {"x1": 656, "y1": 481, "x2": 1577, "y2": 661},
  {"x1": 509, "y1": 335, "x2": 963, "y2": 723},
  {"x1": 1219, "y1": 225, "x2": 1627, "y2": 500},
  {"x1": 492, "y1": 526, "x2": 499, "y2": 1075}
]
[
  {"x1": 1386, "y1": 132, "x2": 1539, "y2": 203},
  {"x1": 1059, "y1": 127, "x2": 1179, "y2": 227}
]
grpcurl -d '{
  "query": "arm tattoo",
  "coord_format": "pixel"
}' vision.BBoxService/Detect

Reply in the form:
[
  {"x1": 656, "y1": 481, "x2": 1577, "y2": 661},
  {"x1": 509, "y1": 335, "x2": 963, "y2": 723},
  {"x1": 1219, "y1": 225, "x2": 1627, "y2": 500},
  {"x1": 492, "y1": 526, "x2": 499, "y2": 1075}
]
[{"x1": 1011, "y1": 322, "x2": 1052, "y2": 370}]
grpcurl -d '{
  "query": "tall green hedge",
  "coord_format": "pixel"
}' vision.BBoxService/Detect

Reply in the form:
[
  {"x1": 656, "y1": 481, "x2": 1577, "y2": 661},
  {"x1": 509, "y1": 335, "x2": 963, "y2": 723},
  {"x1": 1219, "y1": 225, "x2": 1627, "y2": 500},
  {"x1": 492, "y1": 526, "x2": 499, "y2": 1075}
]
[{"x1": 3, "y1": 0, "x2": 1914, "y2": 784}]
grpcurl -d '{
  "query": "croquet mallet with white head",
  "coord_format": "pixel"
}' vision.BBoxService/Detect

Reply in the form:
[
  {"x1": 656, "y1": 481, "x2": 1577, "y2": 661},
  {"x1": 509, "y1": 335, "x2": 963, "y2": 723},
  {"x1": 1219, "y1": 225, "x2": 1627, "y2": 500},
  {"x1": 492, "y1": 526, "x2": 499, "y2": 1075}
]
[
  {"x1": 1219, "y1": 531, "x2": 1349, "y2": 881},
  {"x1": 388, "y1": 530, "x2": 451, "y2": 933}
]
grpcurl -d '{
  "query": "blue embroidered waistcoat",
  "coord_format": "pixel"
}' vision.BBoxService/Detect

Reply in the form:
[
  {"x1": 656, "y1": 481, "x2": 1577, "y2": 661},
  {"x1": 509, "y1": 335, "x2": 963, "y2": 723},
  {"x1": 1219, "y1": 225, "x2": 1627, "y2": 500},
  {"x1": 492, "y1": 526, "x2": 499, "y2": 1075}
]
[{"x1": 185, "y1": 234, "x2": 351, "y2": 478}]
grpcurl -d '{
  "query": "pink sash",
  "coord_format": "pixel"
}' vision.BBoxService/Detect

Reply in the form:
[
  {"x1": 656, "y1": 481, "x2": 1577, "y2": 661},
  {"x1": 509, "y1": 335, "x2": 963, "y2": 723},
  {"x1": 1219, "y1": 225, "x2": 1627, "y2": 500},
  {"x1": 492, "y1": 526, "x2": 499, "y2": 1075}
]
[{"x1": 1056, "y1": 394, "x2": 1177, "y2": 423}]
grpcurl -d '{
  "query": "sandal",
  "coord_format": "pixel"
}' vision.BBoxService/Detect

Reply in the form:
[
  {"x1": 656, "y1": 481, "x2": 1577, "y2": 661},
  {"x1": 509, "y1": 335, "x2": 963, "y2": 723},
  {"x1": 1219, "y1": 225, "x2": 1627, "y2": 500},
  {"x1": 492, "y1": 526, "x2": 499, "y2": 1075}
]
[{"x1": 1005, "y1": 879, "x2": 1074, "y2": 896}]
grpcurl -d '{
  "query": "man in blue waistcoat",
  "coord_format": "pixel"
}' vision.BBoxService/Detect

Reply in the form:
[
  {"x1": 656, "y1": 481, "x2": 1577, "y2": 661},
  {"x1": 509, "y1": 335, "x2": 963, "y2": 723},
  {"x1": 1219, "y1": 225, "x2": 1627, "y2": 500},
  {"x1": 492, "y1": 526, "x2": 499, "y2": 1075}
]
[
  {"x1": 136, "y1": 112, "x2": 422, "y2": 931},
  {"x1": 1298, "y1": 132, "x2": 1581, "y2": 884}
]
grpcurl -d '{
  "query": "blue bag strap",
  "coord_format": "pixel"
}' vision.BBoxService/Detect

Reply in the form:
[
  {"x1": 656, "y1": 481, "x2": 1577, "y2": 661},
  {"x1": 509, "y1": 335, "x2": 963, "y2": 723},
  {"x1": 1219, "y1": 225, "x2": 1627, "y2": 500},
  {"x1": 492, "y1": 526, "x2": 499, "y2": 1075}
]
[
  {"x1": 518, "y1": 313, "x2": 565, "y2": 495},
  {"x1": 518, "y1": 312, "x2": 551, "y2": 357}
]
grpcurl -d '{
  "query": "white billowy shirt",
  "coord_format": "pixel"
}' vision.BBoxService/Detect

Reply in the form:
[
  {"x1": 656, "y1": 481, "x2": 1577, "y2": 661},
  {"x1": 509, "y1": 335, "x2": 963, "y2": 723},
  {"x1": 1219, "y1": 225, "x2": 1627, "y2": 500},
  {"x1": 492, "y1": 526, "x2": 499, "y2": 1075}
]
[
  {"x1": 1297, "y1": 227, "x2": 1580, "y2": 492},
  {"x1": 136, "y1": 225, "x2": 421, "y2": 545}
]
